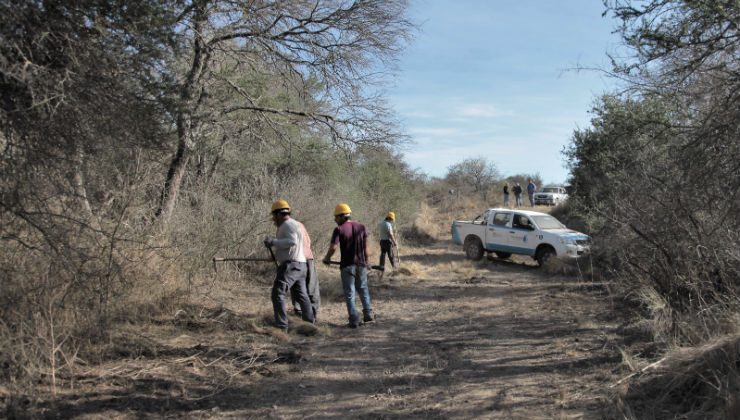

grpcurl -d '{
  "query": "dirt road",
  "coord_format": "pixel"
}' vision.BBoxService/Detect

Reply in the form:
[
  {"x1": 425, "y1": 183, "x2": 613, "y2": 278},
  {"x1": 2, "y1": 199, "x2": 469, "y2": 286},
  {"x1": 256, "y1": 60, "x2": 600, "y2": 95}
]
[{"x1": 44, "y1": 240, "x2": 622, "y2": 419}]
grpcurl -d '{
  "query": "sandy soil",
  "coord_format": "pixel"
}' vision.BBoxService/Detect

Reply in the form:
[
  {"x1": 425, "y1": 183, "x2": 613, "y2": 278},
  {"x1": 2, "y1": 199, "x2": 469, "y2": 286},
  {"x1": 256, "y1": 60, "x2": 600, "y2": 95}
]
[{"x1": 36, "y1": 239, "x2": 624, "y2": 419}]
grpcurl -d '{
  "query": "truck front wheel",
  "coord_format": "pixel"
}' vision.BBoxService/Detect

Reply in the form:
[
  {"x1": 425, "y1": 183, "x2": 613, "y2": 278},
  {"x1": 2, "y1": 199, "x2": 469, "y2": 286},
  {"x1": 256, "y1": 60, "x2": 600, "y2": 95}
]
[
  {"x1": 536, "y1": 246, "x2": 555, "y2": 267},
  {"x1": 464, "y1": 237, "x2": 485, "y2": 260}
]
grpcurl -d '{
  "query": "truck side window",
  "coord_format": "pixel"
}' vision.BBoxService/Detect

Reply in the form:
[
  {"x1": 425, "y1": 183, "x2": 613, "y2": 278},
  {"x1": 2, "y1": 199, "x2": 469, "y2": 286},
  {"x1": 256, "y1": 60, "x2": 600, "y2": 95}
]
[
  {"x1": 492, "y1": 212, "x2": 512, "y2": 226},
  {"x1": 513, "y1": 215, "x2": 533, "y2": 230}
]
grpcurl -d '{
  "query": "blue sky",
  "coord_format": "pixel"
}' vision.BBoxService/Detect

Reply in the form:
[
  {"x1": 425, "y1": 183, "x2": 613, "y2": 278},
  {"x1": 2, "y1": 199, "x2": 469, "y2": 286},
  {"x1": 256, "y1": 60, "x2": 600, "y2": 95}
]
[{"x1": 390, "y1": 0, "x2": 622, "y2": 184}]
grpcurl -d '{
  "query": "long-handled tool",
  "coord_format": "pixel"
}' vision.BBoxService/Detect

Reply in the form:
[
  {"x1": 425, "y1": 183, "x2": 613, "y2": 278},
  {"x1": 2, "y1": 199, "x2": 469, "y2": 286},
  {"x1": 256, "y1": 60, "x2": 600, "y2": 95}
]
[
  {"x1": 264, "y1": 242, "x2": 279, "y2": 267},
  {"x1": 323, "y1": 261, "x2": 385, "y2": 272},
  {"x1": 324, "y1": 261, "x2": 386, "y2": 282},
  {"x1": 212, "y1": 257, "x2": 274, "y2": 272},
  {"x1": 213, "y1": 237, "x2": 280, "y2": 272}
]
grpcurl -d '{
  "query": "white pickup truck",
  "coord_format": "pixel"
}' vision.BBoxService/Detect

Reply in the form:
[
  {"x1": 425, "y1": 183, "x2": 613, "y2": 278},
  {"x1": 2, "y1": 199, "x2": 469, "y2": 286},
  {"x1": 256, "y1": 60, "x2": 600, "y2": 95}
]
[
  {"x1": 451, "y1": 208, "x2": 591, "y2": 266},
  {"x1": 534, "y1": 186, "x2": 568, "y2": 206}
]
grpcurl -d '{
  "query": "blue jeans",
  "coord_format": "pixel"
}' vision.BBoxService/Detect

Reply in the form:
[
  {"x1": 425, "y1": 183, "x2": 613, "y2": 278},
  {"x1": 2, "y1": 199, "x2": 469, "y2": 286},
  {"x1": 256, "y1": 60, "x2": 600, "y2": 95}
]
[
  {"x1": 515, "y1": 194, "x2": 522, "y2": 207},
  {"x1": 340, "y1": 265, "x2": 373, "y2": 324}
]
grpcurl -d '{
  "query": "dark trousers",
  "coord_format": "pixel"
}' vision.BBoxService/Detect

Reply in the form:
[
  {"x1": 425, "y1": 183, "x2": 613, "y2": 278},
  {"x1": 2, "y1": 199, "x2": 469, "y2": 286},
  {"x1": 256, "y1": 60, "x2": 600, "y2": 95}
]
[
  {"x1": 272, "y1": 261, "x2": 314, "y2": 329},
  {"x1": 379, "y1": 240, "x2": 395, "y2": 268},
  {"x1": 291, "y1": 259, "x2": 321, "y2": 319}
]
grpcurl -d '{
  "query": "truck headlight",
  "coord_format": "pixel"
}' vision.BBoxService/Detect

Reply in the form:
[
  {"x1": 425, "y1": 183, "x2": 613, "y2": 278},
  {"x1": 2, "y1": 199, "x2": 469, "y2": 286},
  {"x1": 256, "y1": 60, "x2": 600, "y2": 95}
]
[{"x1": 560, "y1": 238, "x2": 576, "y2": 245}]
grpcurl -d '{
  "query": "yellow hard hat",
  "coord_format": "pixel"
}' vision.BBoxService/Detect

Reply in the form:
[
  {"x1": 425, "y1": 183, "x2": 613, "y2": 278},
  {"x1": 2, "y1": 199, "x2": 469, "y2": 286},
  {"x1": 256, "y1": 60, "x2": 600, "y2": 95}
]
[
  {"x1": 386, "y1": 211, "x2": 396, "y2": 221},
  {"x1": 334, "y1": 203, "x2": 351, "y2": 216},
  {"x1": 271, "y1": 199, "x2": 290, "y2": 213}
]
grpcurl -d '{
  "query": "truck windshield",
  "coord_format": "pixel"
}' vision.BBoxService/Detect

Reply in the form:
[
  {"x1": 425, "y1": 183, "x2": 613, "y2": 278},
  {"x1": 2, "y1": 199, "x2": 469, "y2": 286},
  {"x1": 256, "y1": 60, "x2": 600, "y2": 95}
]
[
  {"x1": 542, "y1": 188, "x2": 559, "y2": 193},
  {"x1": 532, "y1": 215, "x2": 565, "y2": 229}
]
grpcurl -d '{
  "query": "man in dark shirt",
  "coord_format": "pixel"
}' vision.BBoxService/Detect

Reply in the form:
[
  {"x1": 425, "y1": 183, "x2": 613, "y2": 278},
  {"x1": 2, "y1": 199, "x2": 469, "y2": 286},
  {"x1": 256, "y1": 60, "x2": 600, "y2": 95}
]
[
  {"x1": 513, "y1": 183, "x2": 523, "y2": 208},
  {"x1": 322, "y1": 203, "x2": 374, "y2": 328},
  {"x1": 503, "y1": 182, "x2": 510, "y2": 208},
  {"x1": 527, "y1": 178, "x2": 537, "y2": 207}
]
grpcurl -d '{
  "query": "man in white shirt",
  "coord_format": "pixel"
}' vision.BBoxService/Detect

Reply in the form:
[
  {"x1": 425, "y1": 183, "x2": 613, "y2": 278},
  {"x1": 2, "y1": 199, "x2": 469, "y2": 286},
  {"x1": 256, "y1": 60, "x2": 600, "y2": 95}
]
[{"x1": 264, "y1": 199, "x2": 315, "y2": 331}]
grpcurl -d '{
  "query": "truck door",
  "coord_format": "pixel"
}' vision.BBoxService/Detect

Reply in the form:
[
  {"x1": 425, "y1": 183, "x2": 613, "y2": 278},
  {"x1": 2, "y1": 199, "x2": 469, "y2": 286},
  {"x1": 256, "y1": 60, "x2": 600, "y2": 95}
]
[
  {"x1": 486, "y1": 211, "x2": 512, "y2": 252},
  {"x1": 508, "y1": 213, "x2": 537, "y2": 256}
]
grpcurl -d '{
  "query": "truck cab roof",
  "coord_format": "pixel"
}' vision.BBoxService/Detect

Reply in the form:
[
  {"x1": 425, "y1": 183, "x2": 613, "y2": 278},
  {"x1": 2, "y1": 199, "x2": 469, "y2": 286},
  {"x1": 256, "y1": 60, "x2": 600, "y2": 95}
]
[{"x1": 485, "y1": 208, "x2": 549, "y2": 217}]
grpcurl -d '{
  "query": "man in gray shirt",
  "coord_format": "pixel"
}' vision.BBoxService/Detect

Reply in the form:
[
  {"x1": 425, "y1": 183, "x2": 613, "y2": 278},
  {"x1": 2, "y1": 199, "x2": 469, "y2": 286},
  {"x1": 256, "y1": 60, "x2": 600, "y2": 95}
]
[
  {"x1": 378, "y1": 211, "x2": 397, "y2": 269},
  {"x1": 264, "y1": 199, "x2": 315, "y2": 331}
]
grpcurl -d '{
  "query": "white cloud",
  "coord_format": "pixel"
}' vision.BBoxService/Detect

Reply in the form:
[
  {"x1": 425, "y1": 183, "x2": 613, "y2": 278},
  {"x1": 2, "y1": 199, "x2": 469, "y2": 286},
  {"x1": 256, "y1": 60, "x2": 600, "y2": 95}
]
[{"x1": 458, "y1": 104, "x2": 499, "y2": 118}]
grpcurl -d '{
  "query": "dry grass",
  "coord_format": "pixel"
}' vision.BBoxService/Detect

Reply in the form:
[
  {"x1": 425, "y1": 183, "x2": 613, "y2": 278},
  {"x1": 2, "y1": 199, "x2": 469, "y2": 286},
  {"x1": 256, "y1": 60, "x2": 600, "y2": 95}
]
[
  {"x1": 401, "y1": 202, "x2": 450, "y2": 243},
  {"x1": 614, "y1": 333, "x2": 740, "y2": 419},
  {"x1": 391, "y1": 260, "x2": 425, "y2": 277},
  {"x1": 317, "y1": 267, "x2": 346, "y2": 303}
]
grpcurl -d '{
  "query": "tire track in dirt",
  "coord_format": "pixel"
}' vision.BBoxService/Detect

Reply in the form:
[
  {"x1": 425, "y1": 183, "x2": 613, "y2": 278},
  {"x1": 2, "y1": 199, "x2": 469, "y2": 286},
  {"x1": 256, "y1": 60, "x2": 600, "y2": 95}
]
[{"x1": 218, "y1": 241, "x2": 622, "y2": 419}]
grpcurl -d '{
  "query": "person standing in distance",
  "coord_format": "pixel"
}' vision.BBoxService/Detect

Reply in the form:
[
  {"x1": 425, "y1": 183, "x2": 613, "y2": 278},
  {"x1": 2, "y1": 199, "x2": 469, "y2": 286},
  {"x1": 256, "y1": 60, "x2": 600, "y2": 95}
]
[
  {"x1": 322, "y1": 203, "x2": 374, "y2": 328},
  {"x1": 527, "y1": 178, "x2": 537, "y2": 207},
  {"x1": 378, "y1": 211, "x2": 397, "y2": 269},
  {"x1": 264, "y1": 199, "x2": 314, "y2": 332},
  {"x1": 503, "y1": 182, "x2": 510, "y2": 208},
  {"x1": 513, "y1": 182, "x2": 523, "y2": 208}
]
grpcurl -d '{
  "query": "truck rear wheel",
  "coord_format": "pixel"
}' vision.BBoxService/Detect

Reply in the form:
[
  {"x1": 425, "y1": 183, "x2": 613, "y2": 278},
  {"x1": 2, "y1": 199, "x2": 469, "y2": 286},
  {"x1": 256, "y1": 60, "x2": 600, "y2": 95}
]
[{"x1": 464, "y1": 237, "x2": 484, "y2": 260}]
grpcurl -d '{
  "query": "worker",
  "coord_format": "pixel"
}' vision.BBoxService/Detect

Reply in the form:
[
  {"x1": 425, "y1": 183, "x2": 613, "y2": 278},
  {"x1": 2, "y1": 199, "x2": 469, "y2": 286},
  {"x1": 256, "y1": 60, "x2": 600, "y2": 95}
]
[
  {"x1": 263, "y1": 199, "x2": 314, "y2": 332},
  {"x1": 291, "y1": 221, "x2": 321, "y2": 321},
  {"x1": 322, "y1": 203, "x2": 374, "y2": 328},
  {"x1": 378, "y1": 211, "x2": 397, "y2": 269}
]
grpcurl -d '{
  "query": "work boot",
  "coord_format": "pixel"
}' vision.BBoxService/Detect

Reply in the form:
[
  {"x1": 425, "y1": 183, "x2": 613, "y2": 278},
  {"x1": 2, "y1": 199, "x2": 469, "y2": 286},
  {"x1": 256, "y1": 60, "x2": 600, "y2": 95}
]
[
  {"x1": 363, "y1": 311, "x2": 375, "y2": 323},
  {"x1": 348, "y1": 315, "x2": 360, "y2": 328}
]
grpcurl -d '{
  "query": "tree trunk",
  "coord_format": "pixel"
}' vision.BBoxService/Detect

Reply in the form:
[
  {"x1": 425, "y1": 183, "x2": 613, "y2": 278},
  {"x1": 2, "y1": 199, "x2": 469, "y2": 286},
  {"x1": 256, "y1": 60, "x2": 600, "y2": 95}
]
[
  {"x1": 72, "y1": 142, "x2": 100, "y2": 230},
  {"x1": 156, "y1": 137, "x2": 191, "y2": 224},
  {"x1": 154, "y1": 0, "x2": 206, "y2": 224}
]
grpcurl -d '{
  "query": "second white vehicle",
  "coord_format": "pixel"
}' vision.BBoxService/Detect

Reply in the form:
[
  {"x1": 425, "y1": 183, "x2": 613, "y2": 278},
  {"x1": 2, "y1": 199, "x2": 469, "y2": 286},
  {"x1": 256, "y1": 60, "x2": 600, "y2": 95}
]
[
  {"x1": 451, "y1": 208, "x2": 590, "y2": 266},
  {"x1": 534, "y1": 186, "x2": 568, "y2": 206}
]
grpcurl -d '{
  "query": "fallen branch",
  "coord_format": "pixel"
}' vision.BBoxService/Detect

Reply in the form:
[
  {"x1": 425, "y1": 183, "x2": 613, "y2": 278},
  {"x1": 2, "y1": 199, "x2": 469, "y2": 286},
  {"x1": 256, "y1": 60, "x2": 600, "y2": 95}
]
[{"x1": 611, "y1": 357, "x2": 667, "y2": 388}]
